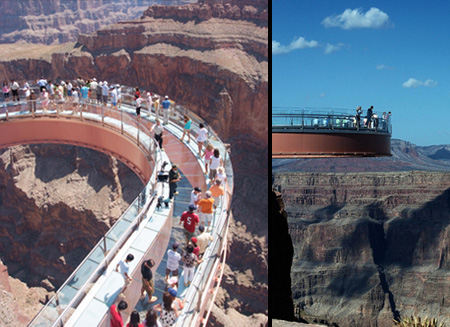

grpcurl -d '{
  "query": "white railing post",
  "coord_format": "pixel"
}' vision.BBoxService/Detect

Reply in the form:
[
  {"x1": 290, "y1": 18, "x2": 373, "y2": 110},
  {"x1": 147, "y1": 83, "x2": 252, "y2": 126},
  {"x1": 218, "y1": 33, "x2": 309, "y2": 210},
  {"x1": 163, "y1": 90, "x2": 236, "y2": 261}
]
[
  {"x1": 121, "y1": 109, "x2": 124, "y2": 134},
  {"x1": 137, "y1": 123, "x2": 140, "y2": 146}
]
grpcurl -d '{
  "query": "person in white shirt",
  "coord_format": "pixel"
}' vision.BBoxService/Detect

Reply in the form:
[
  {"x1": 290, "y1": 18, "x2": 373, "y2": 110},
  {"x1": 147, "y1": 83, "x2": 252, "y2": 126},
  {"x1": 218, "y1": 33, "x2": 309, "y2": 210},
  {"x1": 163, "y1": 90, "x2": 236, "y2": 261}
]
[
  {"x1": 116, "y1": 84, "x2": 122, "y2": 108},
  {"x1": 102, "y1": 81, "x2": 109, "y2": 105},
  {"x1": 190, "y1": 187, "x2": 201, "y2": 206},
  {"x1": 115, "y1": 253, "x2": 134, "y2": 292},
  {"x1": 23, "y1": 81, "x2": 31, "y2": 111},
  {"x1": 209, "y1": 148, "x2": 223, "y2": 181},
  {"x1": 10, "y1": 80, "x2": 20, "y2": 101},
  {"x1": 196, "y1": 123, "x2": 208, "y2": 158},
  {"x1": 151, "y1": 119, "x2": 164, "y2": 150},
  {"x1": 165, "y1": 242, "x2": 181, "y2": 283},
  {"x1": 135, "y1": 95, "x2": 143, "y2": 118},
  {"x1": 67, "y1": 81, "x2": 73, "y2": 101},
  {"x1": 110, "y1": 86, "x2": 118, "y2": 109},
  {"x1": 196, "y1": 225, "x2": 213, "y2": 259},
  {"x1": 90, "y1": 78, "x2": 98, "y2": 104},
  {"x1": 71, "y1": 87, "x2": 79, "y2": 114}
]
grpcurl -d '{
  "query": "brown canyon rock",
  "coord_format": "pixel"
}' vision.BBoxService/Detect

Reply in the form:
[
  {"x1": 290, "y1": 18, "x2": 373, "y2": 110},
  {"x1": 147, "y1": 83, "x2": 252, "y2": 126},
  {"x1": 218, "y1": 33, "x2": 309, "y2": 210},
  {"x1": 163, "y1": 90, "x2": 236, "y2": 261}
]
[
  {"x1": 0, "y1": 0, "x2": 176, "y2": 45},
  {"x1": 273, "y1": 171, "x2": 450, "y2": 327},
  {"x1": 0, "y1": 144, "x2": 142, "y2": 326}
]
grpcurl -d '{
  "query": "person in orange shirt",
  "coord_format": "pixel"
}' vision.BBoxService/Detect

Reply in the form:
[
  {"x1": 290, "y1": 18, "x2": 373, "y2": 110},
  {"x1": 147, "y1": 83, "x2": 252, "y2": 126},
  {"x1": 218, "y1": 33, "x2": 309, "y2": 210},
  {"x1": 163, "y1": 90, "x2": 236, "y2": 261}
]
[
  {"x1": 197, "y1": 191, "x2": 214, "y2": 228},
  {"x1": 209, "y1": 179, "x2": 225, "y2": 209}
]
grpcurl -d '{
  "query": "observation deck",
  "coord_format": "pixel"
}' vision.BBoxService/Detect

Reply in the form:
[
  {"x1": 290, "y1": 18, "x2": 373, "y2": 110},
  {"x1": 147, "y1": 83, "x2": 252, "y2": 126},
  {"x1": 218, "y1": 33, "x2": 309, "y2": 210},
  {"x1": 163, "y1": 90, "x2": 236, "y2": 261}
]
[
  {"x1": 0, "y1": 86, "x2": 233, "y2": 327},
  {"x1": 272, "y1": 108, "x2": 392, "y2": 158}
]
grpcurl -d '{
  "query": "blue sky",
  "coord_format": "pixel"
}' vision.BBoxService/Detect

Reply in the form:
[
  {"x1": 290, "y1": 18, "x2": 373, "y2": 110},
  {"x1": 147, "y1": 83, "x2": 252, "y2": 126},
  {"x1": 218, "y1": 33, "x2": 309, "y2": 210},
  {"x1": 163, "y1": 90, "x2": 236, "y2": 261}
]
[{"x1": 272, "y1": 0, "x2": 450, "y2": 146}]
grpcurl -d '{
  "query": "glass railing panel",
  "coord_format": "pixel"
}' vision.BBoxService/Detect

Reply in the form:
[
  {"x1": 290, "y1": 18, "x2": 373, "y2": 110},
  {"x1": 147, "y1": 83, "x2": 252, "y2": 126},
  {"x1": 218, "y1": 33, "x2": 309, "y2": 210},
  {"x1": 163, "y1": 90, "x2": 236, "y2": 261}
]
[
  {"x1": 57, "y1": 284, "x2": 79, "y2": 308},
  {"x1": 89, "y1": 244, "x2": 108, "y2": 264},
  {"x1": 31, "y1": 299, "x2": 59, "y2": 327},
  {"x1": 67, "y1": 258, "x2": 100, "y2": 290},
  {"x1": 104, "y1": 218, "x2": 133, "y2": 242}
]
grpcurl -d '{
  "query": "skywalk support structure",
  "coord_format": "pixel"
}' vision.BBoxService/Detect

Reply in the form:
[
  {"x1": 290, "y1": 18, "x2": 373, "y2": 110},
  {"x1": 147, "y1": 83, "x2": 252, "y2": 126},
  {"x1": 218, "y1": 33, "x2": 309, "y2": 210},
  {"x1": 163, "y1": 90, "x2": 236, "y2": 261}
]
[
  {"x1": 272, "y1": 108, "x2": 392, "y2": 158},
  {"x1": 0, "y1": 88, "x2": 233, "y2": 327}
]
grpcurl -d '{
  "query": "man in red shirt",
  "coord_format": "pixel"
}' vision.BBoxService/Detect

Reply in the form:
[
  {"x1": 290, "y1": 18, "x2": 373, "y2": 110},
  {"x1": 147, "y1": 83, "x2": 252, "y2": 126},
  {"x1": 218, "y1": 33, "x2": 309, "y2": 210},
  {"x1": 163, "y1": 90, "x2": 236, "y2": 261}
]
[
  {"x1": 110, "y1": 300, "x2": 127, "y2": 327},
  {"x1": 180, "y1": 204, "x2": 200, "y2": 245}
]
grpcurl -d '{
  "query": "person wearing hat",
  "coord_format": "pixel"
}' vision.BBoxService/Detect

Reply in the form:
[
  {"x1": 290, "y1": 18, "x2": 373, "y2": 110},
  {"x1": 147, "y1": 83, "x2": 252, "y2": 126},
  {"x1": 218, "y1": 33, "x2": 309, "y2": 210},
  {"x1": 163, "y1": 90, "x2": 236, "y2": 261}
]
[
  {"x1": 191, "y1": 237, "x2": 200, "y2": 256},
  {"x1": 151, "y1": 119, "x2": 164, "y2": 150},
  {"x1": 169, "y1": 164, "x2": 181, "y2": 200},
  {"x1": 196, "y1": 225, "x2": 213, "y2": 259},
  {"x1": 180, "y1": 204, "x2": 200, "y2": 245},
  {"x1": 167, "y1": 276, "x2": 178, "y2": 290},
  {"x1": 190, "y1": 186, "x2": 202, "y2": 207},
  {"x1": 162, "y1": 95, "x2": 171, "y2": 125},
  {"x1": 140, "y1": 258, "x2": 157, "y2": 303},
  {"x1": 101, "y1": 81, "x2": 109, "y2": 105},
  {"x1": 90, "y1": 78, "x2": 98, "y2": 104},
  {"x1": 168, "y1": 287, "x2": 185, "y2": 311},
  {"x1": 165, "y1": 242, "x2": 181, "y2": 283}
]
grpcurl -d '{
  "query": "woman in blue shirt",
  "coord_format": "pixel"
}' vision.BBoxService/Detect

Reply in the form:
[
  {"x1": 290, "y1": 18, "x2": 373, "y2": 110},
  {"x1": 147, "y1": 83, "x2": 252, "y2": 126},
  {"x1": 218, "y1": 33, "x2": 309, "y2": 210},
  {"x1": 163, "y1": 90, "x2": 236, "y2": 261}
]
[{"x1": 180, "y1": 115, "x2": 192, "y2": 143}]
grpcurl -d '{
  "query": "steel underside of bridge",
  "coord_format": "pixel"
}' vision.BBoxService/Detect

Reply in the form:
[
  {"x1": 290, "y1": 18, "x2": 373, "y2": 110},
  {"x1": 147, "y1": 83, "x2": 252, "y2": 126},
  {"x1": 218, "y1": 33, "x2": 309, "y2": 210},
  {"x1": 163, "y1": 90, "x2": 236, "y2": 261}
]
[{"x1": 272, "y1": 129, "x2": 391, "y2": 158}]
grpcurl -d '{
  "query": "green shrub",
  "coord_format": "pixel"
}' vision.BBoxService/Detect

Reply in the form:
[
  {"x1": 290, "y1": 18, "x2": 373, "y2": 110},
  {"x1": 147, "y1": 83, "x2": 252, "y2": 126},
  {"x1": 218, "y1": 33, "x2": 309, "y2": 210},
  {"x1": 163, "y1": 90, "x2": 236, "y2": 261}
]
[{"x1": 393, "y1": 315, "x2": 444, "y2": 327}]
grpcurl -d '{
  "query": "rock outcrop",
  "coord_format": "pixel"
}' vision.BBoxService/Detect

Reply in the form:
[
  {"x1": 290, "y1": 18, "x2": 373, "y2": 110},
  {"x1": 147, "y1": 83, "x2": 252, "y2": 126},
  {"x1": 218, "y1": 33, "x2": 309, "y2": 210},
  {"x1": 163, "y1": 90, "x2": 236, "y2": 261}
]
[
  {"x1": 270, "y1": 189, "x2": 296, "y2": 321},
  {"x1": 273, "y1": 171, "x2": 450, "y2": 327},
  {"x1": 0, "y1": 144, "x2": 143, "y2": 325}
]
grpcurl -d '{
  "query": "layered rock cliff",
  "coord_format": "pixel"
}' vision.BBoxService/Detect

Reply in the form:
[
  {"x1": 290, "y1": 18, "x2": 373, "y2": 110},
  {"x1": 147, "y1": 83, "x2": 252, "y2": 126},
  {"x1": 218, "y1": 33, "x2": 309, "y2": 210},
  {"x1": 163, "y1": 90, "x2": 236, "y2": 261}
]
[
  {"x1": 0, "y1": 0, "x2": 182, "y2": 45},
  {"x1": 273, "y1": 171, "x2": 450, "y2": 327},
  {"x1": 0, "y1": 144, "x2": 142, "y2": 325}
]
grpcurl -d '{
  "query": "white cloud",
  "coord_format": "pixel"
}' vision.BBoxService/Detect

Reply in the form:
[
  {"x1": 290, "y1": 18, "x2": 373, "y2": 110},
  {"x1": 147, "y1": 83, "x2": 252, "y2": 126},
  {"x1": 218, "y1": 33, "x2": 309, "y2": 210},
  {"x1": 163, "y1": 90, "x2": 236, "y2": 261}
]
[
  {"x1": 322, "y1": 7, "x2": 390, "y2": 30},
  {"x1": 402, "y1": 78, "x2": 438, "y2": 88},
  {"x1": 424, "y1": 79, "x2": 438, "y2": 87},
  {"x1": 272, "y1": 36, "x2": 318, "y2": 55},
  {"x1": 376, "y1": 64, "x2": 394, "y2": 70},
  {"x1": 324, "y1": 43, "x2": 345, "y2": 54}
]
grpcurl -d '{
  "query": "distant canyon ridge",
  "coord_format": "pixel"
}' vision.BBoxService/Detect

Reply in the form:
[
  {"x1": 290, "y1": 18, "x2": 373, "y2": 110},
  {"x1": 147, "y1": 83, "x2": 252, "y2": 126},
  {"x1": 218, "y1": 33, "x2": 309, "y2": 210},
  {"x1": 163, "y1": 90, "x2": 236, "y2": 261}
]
[{"x1": 0, "y1": 0, "x2": 268, "y2": 326}]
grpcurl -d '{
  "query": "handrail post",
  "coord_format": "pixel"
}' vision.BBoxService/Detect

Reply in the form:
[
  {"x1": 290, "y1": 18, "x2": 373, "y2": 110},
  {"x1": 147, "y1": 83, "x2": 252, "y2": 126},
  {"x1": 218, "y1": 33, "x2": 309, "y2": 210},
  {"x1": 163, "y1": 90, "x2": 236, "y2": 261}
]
[
  {"x1": 80, "y1": 104, "x2": 83, "y2": 120},
  {"x1": 31, "y1": 101, "x2": 35, "y2": 118},
  {"x1": 101, "y1": 105, "x2": 104, "y2": 126},
  {"x1": 5, "y1": 106, "x2": 8, "y2": 121},
  {"x1": 137, "y1": 123, "x2": 140, "y2": 146},
  {"x1": 121, "y1": 109, "x2": 124, "y2": 134}
]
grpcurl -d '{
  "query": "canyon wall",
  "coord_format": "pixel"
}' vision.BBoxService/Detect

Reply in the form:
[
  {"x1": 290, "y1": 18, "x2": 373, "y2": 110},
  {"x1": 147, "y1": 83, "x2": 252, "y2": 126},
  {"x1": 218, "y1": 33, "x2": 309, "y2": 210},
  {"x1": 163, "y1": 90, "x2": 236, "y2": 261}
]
[
  {"x1": 0, "y1": 144, "x2": 143, "y2": 325},
  {"x1": 0, "y1": 0, "x2": 181, "y2": 45},
  {"x1": 273, "y1": 171, "x2": 450, "y2": 327}
]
